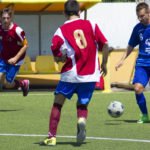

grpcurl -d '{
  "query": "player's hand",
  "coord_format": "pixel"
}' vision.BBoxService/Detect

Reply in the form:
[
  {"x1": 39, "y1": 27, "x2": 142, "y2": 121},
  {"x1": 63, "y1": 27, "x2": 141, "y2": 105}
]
[
  {"x1": 60, "y1": 55, "x2": 67, "y2": 63},
  {"x1": 100, "y1": 63, "x2": 107, "y2": 76},
  {"x1": 8, "y1": 57, "x2": 18, "y2": 65},
  {"x1": 115, "y1": 60, "x2": 124, "y2": 71},
  {"x1": 54, "y1": 55, "x2": 67, "y2": 63}
]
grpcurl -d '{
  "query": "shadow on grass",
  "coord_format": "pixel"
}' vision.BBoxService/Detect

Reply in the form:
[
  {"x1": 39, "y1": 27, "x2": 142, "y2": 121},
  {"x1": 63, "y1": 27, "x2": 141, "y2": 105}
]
[
  {"x1": 35, "y1": 141, "x2": 88, "y2": 147},
  {"x1": 124, "y1": 120, "x2": 150, "y2": 123},
  {"x1": 105, "y1": 119, "x2": 138, "y2": 125},
  {"x1": 55, "y1": 141, "x2": 87, "y2": 147},
  {"x1": 0, "y1": 109, "x2": 23, "y2": 112},
  {"x1": 124, "y1": 120, "x2": 138, "y2": 123}
]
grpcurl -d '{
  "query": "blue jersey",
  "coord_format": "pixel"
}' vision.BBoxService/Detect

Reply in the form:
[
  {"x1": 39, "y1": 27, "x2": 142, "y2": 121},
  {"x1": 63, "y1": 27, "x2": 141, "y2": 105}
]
[{"x1": 129, "y1": 23, "x2": 150, "y2": 67}]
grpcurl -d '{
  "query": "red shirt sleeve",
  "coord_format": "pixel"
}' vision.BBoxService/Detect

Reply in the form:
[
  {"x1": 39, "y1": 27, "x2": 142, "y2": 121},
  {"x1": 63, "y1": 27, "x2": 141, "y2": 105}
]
[
  {"x1": 95, "y1": 24, "x2": 107, "y2": 51},
  {"x1": 51, "y1": 35, "x2": 64, "y2": 57}
]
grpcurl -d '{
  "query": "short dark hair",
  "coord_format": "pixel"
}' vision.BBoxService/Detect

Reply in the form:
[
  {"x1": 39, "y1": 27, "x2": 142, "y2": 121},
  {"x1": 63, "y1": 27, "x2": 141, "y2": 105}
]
[
  {"x1": 136, "y1": 2, "x2": 149, "y2": 14},
  {"x1": 1, "y1": 8, "x2": 13, "y2": 17},
  {"x1": 64, "y1": 0, "x2": 80, "y2": 16}
]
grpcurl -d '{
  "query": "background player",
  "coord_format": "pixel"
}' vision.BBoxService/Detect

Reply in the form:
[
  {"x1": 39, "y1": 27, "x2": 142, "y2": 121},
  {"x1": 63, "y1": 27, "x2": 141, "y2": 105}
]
[
  {"x1": 115, "y1": 2, "x2": 150, "y2": 123},
  {"x1": 0, "y1": 8, "x2": 29, "y2": 96},
  {"x1": 42, "y1": 0, "x2": 109, "y2": 146}
]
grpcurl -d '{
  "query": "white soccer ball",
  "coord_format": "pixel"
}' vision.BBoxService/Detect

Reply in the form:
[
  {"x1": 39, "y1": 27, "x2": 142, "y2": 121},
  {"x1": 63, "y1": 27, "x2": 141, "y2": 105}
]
[{"x1": 107, "y1": 101, "x2": 124, "y2": 118}]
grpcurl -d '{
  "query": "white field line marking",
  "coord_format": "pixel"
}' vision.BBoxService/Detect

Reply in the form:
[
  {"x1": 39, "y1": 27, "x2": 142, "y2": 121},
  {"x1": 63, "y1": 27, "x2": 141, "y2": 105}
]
[{"x1": 0, "y1": 133, "x2": 150, "y2": 143}]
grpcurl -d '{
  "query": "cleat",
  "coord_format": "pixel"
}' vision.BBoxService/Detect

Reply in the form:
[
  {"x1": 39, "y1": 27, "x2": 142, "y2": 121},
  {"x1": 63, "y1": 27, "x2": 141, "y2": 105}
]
[
  {"x1": 21, "y1": 80, "x2": 30, "y2": 96},
  {"x1": 40, "y1": 137, "x2": 56, "y2": 146},
  {"x1": 77, "y1": 117, "x2": 86, "y2": 143},
  {"x1": 137, "y1": 114, "x2": 149, "y2": 123}
]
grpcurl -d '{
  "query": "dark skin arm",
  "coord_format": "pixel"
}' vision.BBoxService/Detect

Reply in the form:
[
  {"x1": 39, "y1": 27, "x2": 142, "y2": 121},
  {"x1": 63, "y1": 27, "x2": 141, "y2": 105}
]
[{"x1": 100, "y1": 42, "x2": 109, "y2": 76}]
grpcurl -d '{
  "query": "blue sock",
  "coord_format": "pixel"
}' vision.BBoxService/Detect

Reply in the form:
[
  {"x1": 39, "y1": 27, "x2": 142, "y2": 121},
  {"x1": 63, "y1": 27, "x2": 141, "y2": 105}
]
[{"x1": 135, "y1": 93, "x2": 148, "y2": 115}]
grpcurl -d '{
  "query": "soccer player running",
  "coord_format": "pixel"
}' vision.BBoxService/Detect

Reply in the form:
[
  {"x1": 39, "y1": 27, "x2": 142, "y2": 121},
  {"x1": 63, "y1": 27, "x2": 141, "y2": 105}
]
[
  {"x1": 42, "y1": 0, "x2": 109, "y2": 146},
  {"x1": 0, "y1": 8, "x2": 29, "y2": 96},
  {"x1": 115, "y1": 2, "x2": 150, "y2": 123}
]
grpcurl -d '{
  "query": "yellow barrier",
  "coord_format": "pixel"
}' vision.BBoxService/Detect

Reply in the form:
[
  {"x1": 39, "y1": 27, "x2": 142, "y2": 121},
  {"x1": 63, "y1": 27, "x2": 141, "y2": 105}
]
[
  {"x1": 17, "y1": 50, "x2": 138, "y2": 87},
  {"x1": 35, "y1": 55, "x2": 59, "y2": 73},
  {"x1": 19, "y1": 55, "x2": 36, "y2": 74},
  {"x1": 99, "y1": 49, "x2": 138, "y2": 92}
]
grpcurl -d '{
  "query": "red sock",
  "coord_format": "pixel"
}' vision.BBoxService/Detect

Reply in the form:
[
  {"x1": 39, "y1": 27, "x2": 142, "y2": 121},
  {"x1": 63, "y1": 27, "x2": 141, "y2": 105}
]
[
  {"x1": 48, "y1": 103, "x2": 62, "y2": 138},
  {"x1": 77, "y1": 105, "x2": 88, "y2": 119}
]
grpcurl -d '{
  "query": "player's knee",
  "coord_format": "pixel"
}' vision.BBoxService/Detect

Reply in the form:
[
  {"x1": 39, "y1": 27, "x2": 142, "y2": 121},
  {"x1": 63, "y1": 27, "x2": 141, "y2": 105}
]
[
  {"x1": 4, "y1": 82, "x2": 12, "y2": 88},
  {"x1": 3, "y1": 79, "x2": 14, "y2": 88},
  {"x1": 0, "y1": 78, "x2": 3, "y2": 84},
  {"x1": 77, "y1": 104, "x2": 88, "y2": 109},
  {"x1": 54, "y1": 94, "x2": 66, "y2": 105},
  {"x1": 77, "y1": 101, "x2": 88, "y2": 109},
  {"x1": 134, "y1": 84, "x2": 144, "y2": 94},
  {"x1": 0, "y1": 73, "x2": 5, "y2": 83}
]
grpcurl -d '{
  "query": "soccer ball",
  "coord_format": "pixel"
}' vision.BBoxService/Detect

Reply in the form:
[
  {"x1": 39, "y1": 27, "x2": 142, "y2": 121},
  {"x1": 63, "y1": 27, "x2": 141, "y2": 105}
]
[{"x1": 107, "y1": 101, "x2": 124, "y2": 118}]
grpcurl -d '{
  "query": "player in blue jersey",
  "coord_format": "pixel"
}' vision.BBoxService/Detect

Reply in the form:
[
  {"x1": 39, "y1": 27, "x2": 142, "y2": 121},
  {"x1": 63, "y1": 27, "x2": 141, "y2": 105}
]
[{"x1": 115, "y1": 2, "x2": 150, "y2": 123}]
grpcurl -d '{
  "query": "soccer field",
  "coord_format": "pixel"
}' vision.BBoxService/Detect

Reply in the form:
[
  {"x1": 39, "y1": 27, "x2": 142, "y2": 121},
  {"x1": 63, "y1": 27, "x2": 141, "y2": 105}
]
[{"x1": 0, "y1": 91, "x2": 150, "y2": 150}]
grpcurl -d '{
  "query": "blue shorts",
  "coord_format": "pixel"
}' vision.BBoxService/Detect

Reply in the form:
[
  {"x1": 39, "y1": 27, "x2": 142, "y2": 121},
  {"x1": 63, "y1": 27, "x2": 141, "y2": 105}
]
[
  {"x1": 55, "y1": 81, "x2": 96, "y2": 105},
  {"x1": 0, "y1": 59, "x2": 20, "y2": 83},
  {"x1": 133, "y1": 66, "x2": 150, "y2": 87}
]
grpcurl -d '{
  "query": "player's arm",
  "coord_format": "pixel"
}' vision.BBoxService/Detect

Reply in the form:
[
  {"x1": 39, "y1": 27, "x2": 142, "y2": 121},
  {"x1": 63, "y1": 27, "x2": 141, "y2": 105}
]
[
  {"x1": 16, "y1": 39, "x2": 28, "y2": 58},
  {"x1": 51, "y1": 33, "x2": 67, "y2": 63},
  {"x1": 115, "y1": 45, "x2": 133, "y2": 71},
  {"x1": 8, "y1": 28, "x2": 28, "y2": 65},
  {"x1": 8, "y1": 39, "x2": 28, "y2": 65},
  {"x1": 115, "y1": 25, "x2": 139, "y2": 71},
  {"x1": 94, "y1": 23, "x2": 109, "y2": 76},
  {"x1": 54, "y1": 54, "x2": 67, "y2": 63},
  {"x1": 101, "y1": 42, "x2": 109, "y2": 76}
]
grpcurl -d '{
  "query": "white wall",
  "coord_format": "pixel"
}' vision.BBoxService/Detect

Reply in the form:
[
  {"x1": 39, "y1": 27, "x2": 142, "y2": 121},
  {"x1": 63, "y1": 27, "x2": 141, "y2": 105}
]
[
  {"x1": 14, "y1": 15, "x2": 39, "y2": 59},
  {"x1": 81, "y1": 2, "x2": 138, "y2": 49},
  {"x1": 14, "y1": 14, "x2": 66, "y2": 60},
  {"x1": 41, "y1": 14, "x2": 66, "y2": 55},
  {"x1": 13, "y1": 3, "x2": 139, "y2": 60}
]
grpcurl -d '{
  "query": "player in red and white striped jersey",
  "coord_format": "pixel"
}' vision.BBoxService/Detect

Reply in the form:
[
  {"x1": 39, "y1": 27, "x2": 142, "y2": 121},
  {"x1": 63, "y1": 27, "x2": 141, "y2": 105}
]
[
  {"x1": 0, "y1": 8, "x2": 29, "y2": 96},
  {"x1": 42, "y1": 0, "x2": 109, "y2": 146},
  {"x1": 51, "y1": 15, "x2": 108, "y2": 82}
]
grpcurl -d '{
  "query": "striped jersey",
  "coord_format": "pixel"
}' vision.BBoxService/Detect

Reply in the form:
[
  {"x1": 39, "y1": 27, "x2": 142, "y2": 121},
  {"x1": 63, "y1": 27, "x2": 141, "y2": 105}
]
[
  {"x1": 51, "y1": 18, "x2": 107, "y2": 82},
  {"x1": 0, "y1": 23, "x2": 27, "y2": 64}
]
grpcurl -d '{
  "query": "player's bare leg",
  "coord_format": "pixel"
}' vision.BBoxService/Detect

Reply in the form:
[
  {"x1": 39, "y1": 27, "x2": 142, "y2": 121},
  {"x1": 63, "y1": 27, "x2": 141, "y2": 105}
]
[
  {"x1": 3, "y1": 78, "x2": 30, "y2": 96},
  {"x1": 0, "y1": 73, "x2": 5, "y2": 90}
]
